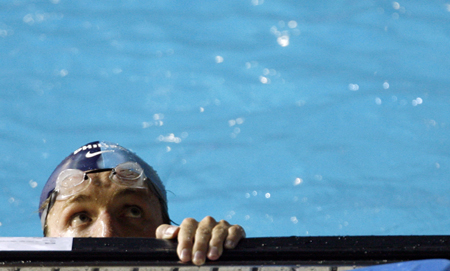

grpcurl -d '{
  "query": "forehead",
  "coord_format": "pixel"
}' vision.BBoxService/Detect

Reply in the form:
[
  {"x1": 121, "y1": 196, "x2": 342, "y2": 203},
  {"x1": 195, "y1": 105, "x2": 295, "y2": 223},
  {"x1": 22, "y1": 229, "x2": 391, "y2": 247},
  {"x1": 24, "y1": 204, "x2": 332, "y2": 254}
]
[
  {"x1": 87, "y1": 170, "x2": 115, "y2": 188},
  {"x1": 62, "y1": 171, "x2": 155, "y2": 205}
]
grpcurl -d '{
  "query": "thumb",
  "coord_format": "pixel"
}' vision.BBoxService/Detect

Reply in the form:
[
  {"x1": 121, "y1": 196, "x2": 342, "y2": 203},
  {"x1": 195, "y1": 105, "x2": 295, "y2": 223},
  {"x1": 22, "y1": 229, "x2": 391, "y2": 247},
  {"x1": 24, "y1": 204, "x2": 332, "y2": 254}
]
[{"x1": 155, "y1": 224, "x2": 180, "y2": 239}]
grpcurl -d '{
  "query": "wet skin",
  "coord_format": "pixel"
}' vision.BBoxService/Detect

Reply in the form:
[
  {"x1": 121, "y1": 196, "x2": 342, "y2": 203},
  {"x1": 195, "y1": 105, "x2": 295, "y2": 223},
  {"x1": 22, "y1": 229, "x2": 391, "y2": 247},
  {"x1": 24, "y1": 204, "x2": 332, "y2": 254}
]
[{"x1": 46, "y1": 171, "x2": 245, "y2": 265}]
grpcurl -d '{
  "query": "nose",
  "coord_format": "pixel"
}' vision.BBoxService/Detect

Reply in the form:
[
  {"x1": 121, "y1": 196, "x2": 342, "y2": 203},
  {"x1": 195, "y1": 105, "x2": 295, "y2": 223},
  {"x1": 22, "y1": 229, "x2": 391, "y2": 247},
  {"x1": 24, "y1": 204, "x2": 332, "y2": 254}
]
[{"x1": 91, "y1": 212, "x2": 121, "y2": 237}]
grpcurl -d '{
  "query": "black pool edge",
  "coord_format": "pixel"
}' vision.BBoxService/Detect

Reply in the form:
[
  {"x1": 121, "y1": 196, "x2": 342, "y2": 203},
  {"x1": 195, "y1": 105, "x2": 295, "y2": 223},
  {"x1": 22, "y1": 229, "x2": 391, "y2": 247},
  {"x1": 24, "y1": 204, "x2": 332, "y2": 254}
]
[{"x1": 0, "y1": 235, "x2": 449, "y2": 266}]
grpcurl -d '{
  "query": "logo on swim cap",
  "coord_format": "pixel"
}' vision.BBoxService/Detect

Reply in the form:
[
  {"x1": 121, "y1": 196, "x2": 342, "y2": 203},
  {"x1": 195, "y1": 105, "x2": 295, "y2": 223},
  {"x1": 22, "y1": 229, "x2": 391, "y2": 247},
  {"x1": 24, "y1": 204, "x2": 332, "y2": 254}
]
[{"x1": 85, "y1": 150, "x2": 113, "y2": 158}]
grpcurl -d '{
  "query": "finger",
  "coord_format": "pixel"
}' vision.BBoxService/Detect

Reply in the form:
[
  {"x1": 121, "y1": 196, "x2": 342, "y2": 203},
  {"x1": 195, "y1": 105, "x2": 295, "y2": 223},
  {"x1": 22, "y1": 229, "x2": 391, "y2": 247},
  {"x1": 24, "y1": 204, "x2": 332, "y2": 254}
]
[
  {"x1": 177, "y1": 218, "x2": 198, "y2": 263},
  {"x1": 192, "y1": 216, "x2": 217, "y2": 265},
  {"x1": 224, "y1": 225, "x2": 246, "y2": 249},
  {"x1": 155, "y1": 224, "x2": 179, "y2": 239},
  {"x1": 207, "y1": 219, "x2": 230, "y2": 261}
]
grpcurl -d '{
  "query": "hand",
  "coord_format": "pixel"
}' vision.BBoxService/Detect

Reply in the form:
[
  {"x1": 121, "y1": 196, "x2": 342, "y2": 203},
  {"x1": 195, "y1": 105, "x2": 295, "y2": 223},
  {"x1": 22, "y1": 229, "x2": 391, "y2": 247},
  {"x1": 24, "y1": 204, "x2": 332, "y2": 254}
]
[{"x1": 156, "y1": 216, "x2": 246, "y2": 265}]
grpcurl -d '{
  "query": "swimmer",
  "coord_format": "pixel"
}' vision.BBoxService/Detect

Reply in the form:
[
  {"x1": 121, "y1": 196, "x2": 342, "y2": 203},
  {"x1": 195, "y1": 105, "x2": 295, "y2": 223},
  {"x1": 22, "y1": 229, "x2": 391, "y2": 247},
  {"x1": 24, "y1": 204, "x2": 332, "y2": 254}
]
[{"x1": 39, "y1": 141, "x2": 245, "y2": 265}]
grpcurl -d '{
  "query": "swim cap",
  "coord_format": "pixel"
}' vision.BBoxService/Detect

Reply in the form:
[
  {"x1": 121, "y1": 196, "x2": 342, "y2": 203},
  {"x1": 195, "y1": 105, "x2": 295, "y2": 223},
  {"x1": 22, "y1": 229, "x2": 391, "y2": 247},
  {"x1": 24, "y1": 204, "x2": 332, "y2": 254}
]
[{"x1": 39, "y1": 141, "x2": 168, "y2": 230}]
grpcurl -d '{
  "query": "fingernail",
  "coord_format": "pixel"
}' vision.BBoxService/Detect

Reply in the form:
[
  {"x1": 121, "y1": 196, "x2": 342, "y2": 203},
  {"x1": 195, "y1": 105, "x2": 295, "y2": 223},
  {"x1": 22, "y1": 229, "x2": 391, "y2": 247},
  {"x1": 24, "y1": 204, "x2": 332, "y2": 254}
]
[
  {"x1": 208, "y1": 246, "x2": 219, "y2": 260},
  {"x1": 193, "y1": 251, "x2": 205, "y2": 265},
  {"x1": 225, "y1": 240, "x2": 235, "y2": 248},
  {"x1": 180, "y1": 248, "x2": 190, "y2": 262},
  {"x1": 164, "y1": 225, "x2": 176, "y2": 237}
]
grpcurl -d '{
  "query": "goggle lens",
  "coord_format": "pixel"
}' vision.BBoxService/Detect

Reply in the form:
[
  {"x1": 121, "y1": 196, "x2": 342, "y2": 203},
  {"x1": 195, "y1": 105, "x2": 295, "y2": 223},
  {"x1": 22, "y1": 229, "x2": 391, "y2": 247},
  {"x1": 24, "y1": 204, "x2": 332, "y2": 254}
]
[
  {"x1": 110, "y1": 162, "x2": 145, "y2": 187},
  {"x1": 55, "y1": 169, "x2": 90, "y2": 200}
]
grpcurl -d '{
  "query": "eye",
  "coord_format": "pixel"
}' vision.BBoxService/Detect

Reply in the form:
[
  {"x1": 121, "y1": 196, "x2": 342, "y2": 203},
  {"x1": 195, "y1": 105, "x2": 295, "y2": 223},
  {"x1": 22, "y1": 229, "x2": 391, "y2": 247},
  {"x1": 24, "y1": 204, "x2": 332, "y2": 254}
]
[
  {"x1": 70, "y1": 212, "x2": 92, "y2": 227},
  {"x1": 124, "y1": 206, "x2": 143, "y2": 218}
]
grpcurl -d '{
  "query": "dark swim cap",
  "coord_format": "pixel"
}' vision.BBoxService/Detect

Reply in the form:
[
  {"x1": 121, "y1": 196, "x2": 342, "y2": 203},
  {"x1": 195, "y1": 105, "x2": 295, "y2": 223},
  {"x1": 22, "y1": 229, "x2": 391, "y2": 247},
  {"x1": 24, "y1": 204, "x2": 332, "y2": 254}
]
[{"x1": 39, "y1": 141, "x2": 168, "y2": 229}]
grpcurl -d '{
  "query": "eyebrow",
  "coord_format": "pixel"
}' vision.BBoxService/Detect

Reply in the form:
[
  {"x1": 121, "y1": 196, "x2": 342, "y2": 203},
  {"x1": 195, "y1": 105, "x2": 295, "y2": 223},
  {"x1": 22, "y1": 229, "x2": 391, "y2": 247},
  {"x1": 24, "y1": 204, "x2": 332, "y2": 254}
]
[
  {"x1": 61, "y1": 188, "x2": 150, "y2": 209},
  {"x1": 62, "y1": 194, "x2": 94, "y2": 208},
  {"x1": 112, "y1": 188, "x2": 151, "y2": 200}
]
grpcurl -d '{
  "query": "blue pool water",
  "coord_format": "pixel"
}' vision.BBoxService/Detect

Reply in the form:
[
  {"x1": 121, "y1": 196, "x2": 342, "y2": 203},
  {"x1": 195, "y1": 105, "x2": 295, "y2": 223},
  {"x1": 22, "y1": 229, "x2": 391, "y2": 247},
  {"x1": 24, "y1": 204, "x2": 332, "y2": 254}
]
[{"x1": 0, "y1": 0, "x2": 449, "y2": 237}]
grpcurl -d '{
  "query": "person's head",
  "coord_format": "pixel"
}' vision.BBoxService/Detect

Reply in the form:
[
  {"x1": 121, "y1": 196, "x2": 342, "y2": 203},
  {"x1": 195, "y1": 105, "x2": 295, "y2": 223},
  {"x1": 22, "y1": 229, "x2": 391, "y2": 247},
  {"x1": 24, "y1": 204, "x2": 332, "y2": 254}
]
[{"x1": 39, "y1": 141, "x2": 170, "y2": 237}]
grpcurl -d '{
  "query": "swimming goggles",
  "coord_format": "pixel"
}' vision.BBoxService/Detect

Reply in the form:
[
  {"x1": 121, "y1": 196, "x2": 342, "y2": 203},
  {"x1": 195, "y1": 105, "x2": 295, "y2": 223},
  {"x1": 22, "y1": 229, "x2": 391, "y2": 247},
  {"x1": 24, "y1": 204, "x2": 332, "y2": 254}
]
[{"x1": 55, "y1": 161, "x2": 147, "y2": 200}]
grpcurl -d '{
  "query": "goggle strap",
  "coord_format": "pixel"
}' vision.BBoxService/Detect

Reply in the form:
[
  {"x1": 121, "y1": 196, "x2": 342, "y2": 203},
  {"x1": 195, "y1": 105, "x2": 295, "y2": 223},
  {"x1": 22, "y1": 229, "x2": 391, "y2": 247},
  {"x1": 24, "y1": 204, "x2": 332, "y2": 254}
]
[{"x1": 41, "y1": 191, "x2": 57, "y2": 233}]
